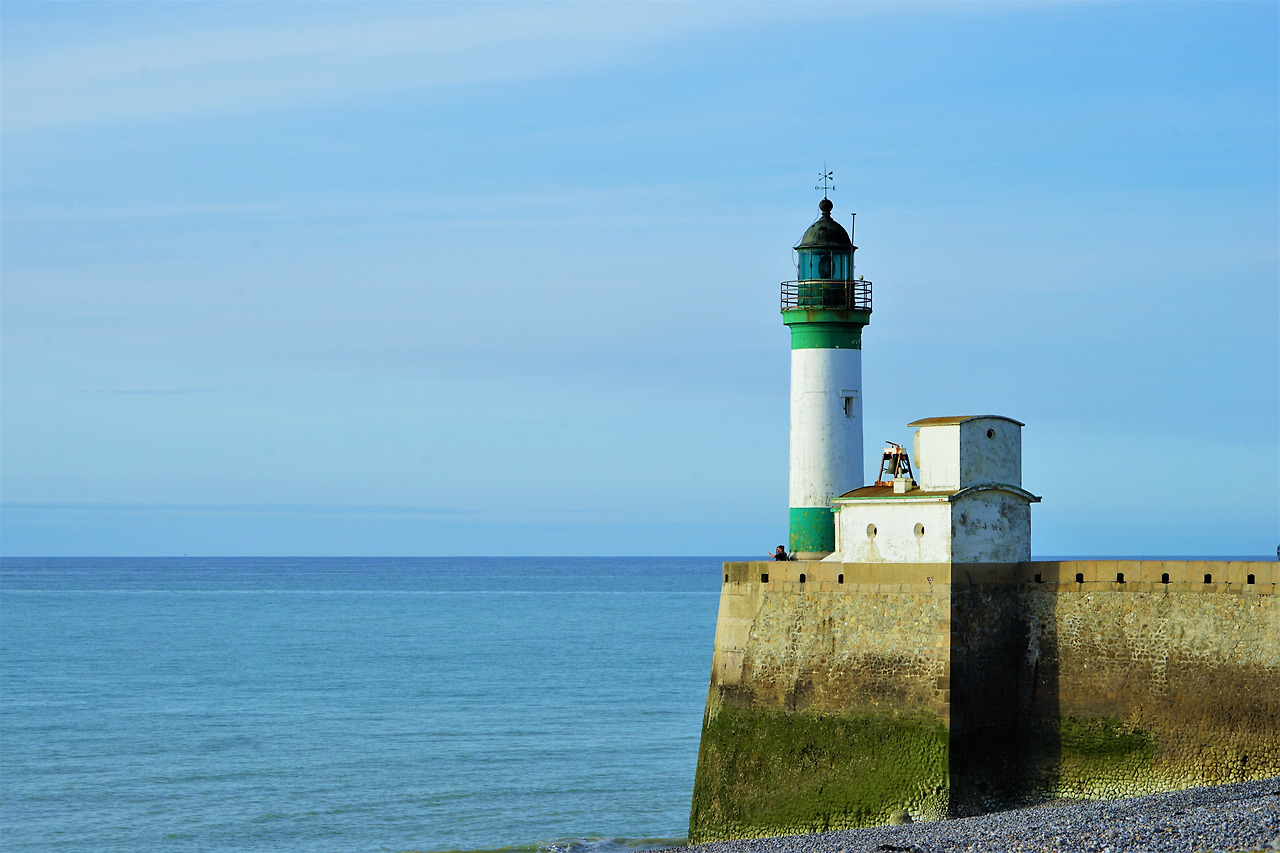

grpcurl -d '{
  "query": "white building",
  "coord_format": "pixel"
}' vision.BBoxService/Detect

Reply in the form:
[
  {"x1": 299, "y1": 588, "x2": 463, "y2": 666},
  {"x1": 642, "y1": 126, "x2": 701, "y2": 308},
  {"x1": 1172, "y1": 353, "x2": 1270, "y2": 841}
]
[{"x1": 829, "y1": 415, "x2": 1040, "y2": 563}]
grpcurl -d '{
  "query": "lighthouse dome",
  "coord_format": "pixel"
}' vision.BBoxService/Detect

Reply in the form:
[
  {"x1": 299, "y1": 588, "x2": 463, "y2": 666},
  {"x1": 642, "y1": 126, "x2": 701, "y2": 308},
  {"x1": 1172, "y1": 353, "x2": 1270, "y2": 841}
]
[{"x1": 795, "y1": 198, "x2": 851, "y2": 250}]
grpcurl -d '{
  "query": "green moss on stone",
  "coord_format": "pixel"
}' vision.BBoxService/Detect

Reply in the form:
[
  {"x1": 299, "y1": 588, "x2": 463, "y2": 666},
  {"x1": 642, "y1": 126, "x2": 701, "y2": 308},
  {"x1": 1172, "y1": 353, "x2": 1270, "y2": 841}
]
[
  {"x1": 1060, "y1": 716, "x2": 1155, "y2": 762},
  {"x1": 1054, "y1": 716, "x2": 1157, "y2": 795},
  {"x1": 688, "y1": 705, "x2": 948, "y2": 843}
]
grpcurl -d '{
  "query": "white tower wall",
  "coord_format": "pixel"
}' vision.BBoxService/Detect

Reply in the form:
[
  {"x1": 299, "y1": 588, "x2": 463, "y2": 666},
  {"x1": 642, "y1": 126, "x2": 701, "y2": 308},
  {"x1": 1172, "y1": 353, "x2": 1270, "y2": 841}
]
[
  {"x1": 913, "y1": 425, "x2": 961, "y2": 491},
  {"x1": 836, "y1": 500, "x2": 953, "y2": 563},
  {"x1": 788, "y1": 347, "x2": 863, "y2": 509},
  {"x1": 951, "y1": 491, "x2": 1032, "y2": 562},
  {"x1": 958, "y1": 418, "x2": 1022, "y2": 488}
]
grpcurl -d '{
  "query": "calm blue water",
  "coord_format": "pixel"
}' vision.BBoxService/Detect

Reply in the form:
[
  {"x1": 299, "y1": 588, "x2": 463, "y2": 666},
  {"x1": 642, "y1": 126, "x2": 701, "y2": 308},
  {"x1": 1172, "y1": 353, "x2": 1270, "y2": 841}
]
[{"x1": 0, "y1": 557, "x2": 727, "y2": 853}]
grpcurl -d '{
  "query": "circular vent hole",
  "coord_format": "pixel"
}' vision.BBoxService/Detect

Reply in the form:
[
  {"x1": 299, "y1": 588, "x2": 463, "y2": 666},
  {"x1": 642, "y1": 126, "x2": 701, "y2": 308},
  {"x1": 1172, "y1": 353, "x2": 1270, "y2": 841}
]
[
  {"x1": 986, "y1": 429, "x2": 995, "y2": 438},
  {"x1": 914, "y1": 523, "x2": 925, "y2": 537},
  {"x1": 866, "y1": 524, "x2": 877, "y2": 539}
]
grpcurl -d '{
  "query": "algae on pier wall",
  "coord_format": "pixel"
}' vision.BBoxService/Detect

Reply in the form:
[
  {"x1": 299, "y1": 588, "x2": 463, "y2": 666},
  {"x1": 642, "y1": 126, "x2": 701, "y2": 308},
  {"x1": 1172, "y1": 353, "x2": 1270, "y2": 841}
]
[{"x1": 689, "y1": 706, "x2": 947, "y2": 842}]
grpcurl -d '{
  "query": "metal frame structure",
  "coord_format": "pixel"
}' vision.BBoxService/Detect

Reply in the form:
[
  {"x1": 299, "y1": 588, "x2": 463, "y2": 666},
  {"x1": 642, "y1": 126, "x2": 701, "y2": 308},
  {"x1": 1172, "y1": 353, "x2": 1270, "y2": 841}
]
[{"x1": 780, "y1": 278, "x2": 872, "y2": 312}]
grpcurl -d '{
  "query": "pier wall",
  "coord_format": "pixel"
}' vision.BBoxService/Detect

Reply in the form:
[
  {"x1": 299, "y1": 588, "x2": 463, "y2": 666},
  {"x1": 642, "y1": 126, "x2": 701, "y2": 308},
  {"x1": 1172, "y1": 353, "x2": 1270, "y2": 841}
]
[{"x1": 688, "y1": 560, "x2": 1280, "y2": 843}]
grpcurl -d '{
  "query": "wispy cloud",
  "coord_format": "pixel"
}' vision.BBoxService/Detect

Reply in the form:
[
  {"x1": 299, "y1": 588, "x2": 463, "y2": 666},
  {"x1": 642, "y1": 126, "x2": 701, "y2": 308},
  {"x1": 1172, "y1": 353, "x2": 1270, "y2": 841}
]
[
  {"x1": 2, "y1": 501, "x2": 480, "y2": 517},
  {"x1": 2, "y1": 3, "x2": 806, "y2": 133},
  {"x1": 79, "y1": 388, "x2": 207, "y2": 396},
  {"x1": 0, "y1": 502, "x2": 654, "y2": 524}
]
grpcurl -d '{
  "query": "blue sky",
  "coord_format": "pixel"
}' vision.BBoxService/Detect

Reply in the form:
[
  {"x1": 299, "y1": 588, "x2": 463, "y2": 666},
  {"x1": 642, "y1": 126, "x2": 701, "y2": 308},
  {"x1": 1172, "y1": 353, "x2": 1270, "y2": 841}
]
[{"x1": 2, "y1": 1, "x2": 1276, "y2": 556}]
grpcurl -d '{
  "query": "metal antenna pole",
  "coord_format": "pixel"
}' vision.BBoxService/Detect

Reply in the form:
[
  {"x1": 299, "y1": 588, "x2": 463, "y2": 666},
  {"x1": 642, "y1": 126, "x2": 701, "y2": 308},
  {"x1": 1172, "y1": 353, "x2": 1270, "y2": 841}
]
[{"x1": 850, "y1": 213, "x2": 856, "y2": 280}]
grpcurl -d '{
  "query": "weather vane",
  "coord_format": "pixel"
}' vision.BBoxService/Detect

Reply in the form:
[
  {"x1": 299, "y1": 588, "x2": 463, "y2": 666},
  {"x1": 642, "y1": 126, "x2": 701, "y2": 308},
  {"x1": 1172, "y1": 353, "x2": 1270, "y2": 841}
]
[{"x1": 815, "y1": 164, "x2": 835, "y2": 199}]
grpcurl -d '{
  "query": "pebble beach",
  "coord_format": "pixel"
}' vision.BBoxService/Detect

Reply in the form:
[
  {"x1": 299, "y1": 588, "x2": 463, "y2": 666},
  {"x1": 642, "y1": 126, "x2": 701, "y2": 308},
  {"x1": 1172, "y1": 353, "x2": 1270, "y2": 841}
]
[{"x1": 677, "y1": 778, "x2": 1280, "y2": 853}]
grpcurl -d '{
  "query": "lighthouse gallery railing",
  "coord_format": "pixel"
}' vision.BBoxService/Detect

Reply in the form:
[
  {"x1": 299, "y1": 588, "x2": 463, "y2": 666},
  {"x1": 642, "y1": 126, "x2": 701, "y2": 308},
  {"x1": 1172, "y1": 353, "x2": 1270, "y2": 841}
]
[{"x1": 780, "y1": 279, "x2": 872, "y2": 312}]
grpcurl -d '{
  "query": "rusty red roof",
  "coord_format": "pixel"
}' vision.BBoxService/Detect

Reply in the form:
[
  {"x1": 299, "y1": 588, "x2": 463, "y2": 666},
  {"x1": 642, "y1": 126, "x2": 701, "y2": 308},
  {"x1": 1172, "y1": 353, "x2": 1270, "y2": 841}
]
[
  {"x1": 834, "y1": 485, "x2": 958, "y2": 500},
  {"x1": 905, "y1": 415, "x2": 1026, "y2": 427},
  {"x1": 834, "y1": 483, "x2": 1041, "y2": 503}
]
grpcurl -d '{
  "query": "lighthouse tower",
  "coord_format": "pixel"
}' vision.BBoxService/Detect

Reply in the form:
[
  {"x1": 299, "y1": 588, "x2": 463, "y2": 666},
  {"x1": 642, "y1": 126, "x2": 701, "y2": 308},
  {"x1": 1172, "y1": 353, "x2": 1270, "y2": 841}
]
[{"x1": 783, "y1": 197, "x2": 872, "y2": 558}]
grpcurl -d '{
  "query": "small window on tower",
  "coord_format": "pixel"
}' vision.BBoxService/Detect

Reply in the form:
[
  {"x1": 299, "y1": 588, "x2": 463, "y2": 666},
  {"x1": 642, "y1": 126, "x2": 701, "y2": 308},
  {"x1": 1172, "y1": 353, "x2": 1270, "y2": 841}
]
[
  {"x1": 841, "y1": 390, "x2": 858, "y2": 419},
  {"x1": 818, "y1": 253, "x2": 832, "y2": 279}
]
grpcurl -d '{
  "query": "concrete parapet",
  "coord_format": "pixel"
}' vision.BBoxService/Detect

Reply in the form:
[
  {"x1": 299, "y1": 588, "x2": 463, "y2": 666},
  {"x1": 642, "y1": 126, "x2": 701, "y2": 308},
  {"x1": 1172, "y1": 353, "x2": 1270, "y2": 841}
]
[{"x1": 722, "y1": 560, "x2": 1277, "y2": 592}]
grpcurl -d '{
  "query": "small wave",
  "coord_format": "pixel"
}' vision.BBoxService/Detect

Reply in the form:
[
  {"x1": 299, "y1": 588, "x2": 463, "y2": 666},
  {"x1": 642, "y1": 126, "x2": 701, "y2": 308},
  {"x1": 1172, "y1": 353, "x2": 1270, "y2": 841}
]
[
  {"x1": 418, "y1": 838, "x2": 685, "y2": 853},
  {"x1": 414, "y1": 845, "x2": 539, "y2": 853},
  {"x1": 540, "y1": 838, "x2": 684, "y2": 853}
]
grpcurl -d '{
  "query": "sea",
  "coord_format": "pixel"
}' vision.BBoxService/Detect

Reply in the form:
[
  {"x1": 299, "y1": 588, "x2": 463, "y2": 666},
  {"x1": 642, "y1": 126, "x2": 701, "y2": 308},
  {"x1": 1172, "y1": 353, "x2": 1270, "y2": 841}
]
[{"x1": 0, "y1": 557, "x2": 730, "y2": 853}]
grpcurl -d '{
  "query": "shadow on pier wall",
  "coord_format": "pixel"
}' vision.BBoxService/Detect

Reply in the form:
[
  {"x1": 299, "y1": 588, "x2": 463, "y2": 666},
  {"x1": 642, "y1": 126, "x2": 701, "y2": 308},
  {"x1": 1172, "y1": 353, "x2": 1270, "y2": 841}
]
[{"x1": 948, "y1": 574, "x2": 1061, "y2": 815}]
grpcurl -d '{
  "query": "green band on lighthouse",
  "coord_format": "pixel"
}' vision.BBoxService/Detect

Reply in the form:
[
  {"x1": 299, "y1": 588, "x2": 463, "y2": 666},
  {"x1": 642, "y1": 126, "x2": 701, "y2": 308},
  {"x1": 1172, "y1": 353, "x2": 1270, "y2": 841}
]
[
  {"x1": 789, "y1": 507, "x2": 836, "y2": 554},
  {"x1": 782, "y1": 308, "x2": 870, "y2": 350},
  {"x1": 788, "y1": 323, "x2": 864, "y2": 350}
]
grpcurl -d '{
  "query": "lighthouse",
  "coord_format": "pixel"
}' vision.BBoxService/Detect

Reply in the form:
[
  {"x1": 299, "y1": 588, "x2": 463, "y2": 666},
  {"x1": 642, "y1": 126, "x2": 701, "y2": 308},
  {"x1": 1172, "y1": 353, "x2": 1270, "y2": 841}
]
[{"x1": 783, "y1": 196, "x2": 872, "y2": 558}]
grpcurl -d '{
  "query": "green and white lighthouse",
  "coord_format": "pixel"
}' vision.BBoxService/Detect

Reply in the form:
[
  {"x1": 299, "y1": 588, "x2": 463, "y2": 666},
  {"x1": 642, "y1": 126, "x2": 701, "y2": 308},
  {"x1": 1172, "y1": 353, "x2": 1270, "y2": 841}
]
[{"x1": 783, "y1": 196, "x2": 872, "y2": 558}]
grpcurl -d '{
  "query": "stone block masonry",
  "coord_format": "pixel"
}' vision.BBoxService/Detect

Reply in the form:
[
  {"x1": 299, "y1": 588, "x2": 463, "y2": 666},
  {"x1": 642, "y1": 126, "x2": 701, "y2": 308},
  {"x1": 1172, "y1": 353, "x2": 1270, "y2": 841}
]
[{"x1": 688, "y1": 560, "x2": 1279, "y2": 843}]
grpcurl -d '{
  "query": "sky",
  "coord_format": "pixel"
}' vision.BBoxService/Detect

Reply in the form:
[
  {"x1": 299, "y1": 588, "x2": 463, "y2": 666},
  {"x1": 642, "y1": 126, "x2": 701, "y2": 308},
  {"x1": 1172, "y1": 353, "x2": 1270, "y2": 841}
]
[{"x1": 1, "y1": 1, "x2": 1276, "y2": 557}]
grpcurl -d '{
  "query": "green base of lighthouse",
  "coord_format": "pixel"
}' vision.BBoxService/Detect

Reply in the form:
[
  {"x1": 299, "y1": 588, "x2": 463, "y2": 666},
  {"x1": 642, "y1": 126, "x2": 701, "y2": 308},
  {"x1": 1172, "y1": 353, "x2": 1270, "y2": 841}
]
[{"x1": 789, "y1": 507, "x2": 835, "y2": 555}]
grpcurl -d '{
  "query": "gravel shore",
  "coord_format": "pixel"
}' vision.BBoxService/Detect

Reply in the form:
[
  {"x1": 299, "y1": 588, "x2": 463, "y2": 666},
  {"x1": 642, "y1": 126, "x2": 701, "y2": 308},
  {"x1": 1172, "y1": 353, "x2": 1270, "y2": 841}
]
[{"x1": 678, "y1": 778, "x2": 1280, "y2": 853}]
